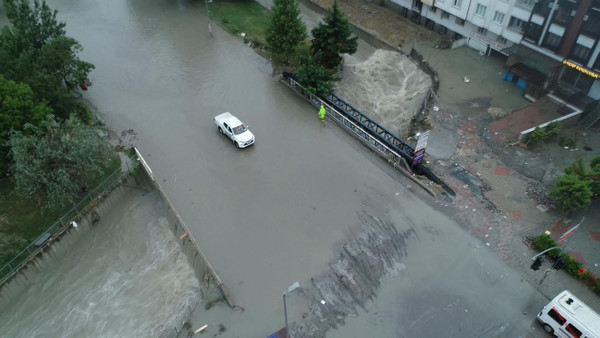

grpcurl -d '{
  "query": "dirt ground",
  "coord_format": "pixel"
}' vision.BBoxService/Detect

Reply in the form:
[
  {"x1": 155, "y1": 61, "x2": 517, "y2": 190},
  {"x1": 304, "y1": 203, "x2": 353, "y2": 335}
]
[{"x1": 310, "y1": 0, "x2": 439, "y2": 48}]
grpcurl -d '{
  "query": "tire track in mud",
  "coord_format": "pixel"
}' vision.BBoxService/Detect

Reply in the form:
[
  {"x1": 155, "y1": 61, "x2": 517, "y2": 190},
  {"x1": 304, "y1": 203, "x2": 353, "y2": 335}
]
[{"x1": 290, "y1": 212, "x2": 416, "y2": 337}]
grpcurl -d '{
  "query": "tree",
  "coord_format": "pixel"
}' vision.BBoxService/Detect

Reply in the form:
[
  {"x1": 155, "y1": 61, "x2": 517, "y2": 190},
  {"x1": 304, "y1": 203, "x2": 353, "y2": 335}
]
[
  {"x1": 296, "y1": 54, "x2": 338, "y2": 96},
  {"x1": 0, "y1": 232, "x2": 27, "y2": 264},
  {"x1": 0, "y1": 0, "x2": 94, "y2": 121},
  {"x1": 0, "y1": 74, "x2": 52, "y2": 173},
  {"x1": 310, "y1": 0, "x2": 357, "y2": 69},
  {"x1": 8, "y1": 114, "x2": 117, "y2": 210},
  {"x1": 550, "y1": 174, "x2": 593, "y2": 211},
  {"x1": 266, "y1": 0, "x2": 307, "y2": 63}
]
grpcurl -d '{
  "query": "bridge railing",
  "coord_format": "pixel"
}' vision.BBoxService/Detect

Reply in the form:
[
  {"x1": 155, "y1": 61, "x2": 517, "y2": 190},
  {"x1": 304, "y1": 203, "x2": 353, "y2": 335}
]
[{"x1": 282, "y1": 75, "x2": 455, "y2": 196}]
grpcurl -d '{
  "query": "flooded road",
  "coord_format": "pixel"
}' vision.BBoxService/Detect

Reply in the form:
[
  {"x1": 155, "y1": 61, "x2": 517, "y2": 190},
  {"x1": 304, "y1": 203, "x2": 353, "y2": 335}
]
[
  {"x1": 0, "y1": 187, "x2": 200, "y2": 337},
  {"x1": 1, "y1": 0, "x2": 550, "y2": 336}
]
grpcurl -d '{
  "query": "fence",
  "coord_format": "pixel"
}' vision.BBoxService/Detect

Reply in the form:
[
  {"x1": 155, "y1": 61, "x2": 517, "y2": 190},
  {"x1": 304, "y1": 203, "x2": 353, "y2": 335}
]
[
  {"x1": 282, "y1": 76, "x2": 454, "y2": 196},
  {"x1": 0, "y1": 164, "x2": 131, "y2": 287}
]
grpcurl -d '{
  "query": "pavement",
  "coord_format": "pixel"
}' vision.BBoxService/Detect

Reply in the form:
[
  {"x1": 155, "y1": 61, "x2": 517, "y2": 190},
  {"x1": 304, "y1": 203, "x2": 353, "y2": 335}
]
[
  {"x1": 307, "y1": 0, "x2": 600, "y2": 312},
  {"x1": 414, "y1": 38, "x2": 600, "y2": 311}
]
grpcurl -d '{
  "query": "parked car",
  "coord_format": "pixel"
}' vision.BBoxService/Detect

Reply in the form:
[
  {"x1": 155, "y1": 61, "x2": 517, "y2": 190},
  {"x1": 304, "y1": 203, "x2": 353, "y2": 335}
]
[{"x1": 214, "y1": 112, "x2": 255, "y2": 148}]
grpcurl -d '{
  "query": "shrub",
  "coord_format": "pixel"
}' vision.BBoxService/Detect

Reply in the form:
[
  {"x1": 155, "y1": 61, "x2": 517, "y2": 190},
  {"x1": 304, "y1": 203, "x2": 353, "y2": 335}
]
[
  {"x1": 528, "y1": 122, "x2": 562, "y2": 143},
  {"x1": 533, "y1": 234, "x2": 558, "y2": 252}
]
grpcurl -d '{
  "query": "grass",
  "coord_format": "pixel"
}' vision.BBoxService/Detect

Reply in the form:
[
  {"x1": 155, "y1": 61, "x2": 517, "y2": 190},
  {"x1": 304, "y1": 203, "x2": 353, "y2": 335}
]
[
  {"x1": 0, "y1": 179, "x2": 62, "y2": 243},
  {"x1": 208, "y1": 0, "x2": 271, "y2": 47}
]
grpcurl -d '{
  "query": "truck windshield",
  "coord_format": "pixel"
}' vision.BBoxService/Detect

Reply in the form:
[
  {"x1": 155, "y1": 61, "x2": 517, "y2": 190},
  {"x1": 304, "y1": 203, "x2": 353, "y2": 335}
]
[{"x1": 232, "y1": 124, "x2": 247, "y2": 135}]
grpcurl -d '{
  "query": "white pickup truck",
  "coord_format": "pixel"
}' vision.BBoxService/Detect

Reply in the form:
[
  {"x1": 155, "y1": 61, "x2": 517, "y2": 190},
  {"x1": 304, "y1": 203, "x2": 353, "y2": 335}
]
[{"x1": 214, "y1": 112, "x2": 255, "y2": 148}]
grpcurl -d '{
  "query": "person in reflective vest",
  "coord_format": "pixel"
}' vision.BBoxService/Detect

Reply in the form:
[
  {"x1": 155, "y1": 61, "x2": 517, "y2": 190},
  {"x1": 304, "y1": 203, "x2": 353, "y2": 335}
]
[{"x1": 319, "y1": 105, "x2": 326, "y2": 122}]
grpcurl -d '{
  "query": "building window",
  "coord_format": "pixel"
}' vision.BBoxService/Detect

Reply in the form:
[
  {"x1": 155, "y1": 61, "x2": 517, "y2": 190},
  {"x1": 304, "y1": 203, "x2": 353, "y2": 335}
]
[
  {"x1": 430, "y1": 6, "x2": 437, "y2": 13},
  {"x1": 493, "y1": 11, "x2": 506, "y2": 24},
  {"x1": 571, "y1": 44, "x2": 592, "y2": 63},
  {"x1": 441, "y1": 11, "x2": 450, "y2": 19},
  {"x1": 508, "y1": 17, "x2": 524, "y2": 32},
  {"x1": 582, "y1": 12, "x2": 600, "y2": 34},
  {"x1": 475, "y1": 4, "x2": 487, "y2": 17},
  {"x1": 524, "y1": 22, "x2": 543, "y2": 42},
  {"x1": 544, "y1": 32, "x2": 562, "y2": 50},
  {"x1": 497, "y1": 36, "x2": 507, "y2": 44},
  {"x1": 516, "y1": 0, "x2": 535, "y2": 8},
  {"x1": 456, "y1": 17, "x2": 465, "y2": 25},
  {"x1": 477, "y1": 27, "x2": 487, "y2": 35},
  {"x1": 453, "y1": 0, "x2": 462, "y2": 8}
]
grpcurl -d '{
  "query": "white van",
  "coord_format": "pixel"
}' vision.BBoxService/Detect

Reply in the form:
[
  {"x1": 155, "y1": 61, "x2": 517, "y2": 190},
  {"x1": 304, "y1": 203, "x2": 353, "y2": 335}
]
[{"x1": 537, "y1": 290, "x2": 600, "y2": 337}]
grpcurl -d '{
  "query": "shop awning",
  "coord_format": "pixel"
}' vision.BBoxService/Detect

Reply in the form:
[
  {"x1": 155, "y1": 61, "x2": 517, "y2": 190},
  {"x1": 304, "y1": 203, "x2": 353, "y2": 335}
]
[{"x1": 501, "y1": 44, "x2": 560, "y2": 79}]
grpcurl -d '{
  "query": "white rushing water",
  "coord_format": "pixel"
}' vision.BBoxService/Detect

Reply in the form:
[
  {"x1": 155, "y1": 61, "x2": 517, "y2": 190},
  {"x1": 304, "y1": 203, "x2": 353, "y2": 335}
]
[
  {"x1": 0, "y1": 189, "x2": 201, "y2": 337},
  {"x1": 336, "y1": 49, "x2": 432, "y2": 136}
]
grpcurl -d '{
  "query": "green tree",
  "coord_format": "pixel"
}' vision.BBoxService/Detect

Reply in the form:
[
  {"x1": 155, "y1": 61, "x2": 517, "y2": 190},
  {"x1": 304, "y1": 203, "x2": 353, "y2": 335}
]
[
  {"x1": 0, "y1": 0, "x2": 94, "y2": 121},
  {"x1": 310, "y1": 0, "x2": 357, "y2": 69},
  {"x1": 296, "y1": 54, "x2": 338, "y2": 96},
  {"x1": 550, "y1": 174, "x2": 593, "y2": 211},
  {"x1": 0, "y1": 232, "x2": 27, "y2": 264},
  {"x1": 8, "y1": 114, "x2": 116, "y2": 210},
  {"x1": 266, "y1": 0, "x2": 307, "y2": 63},
  {"x1": 0, "y1": 74, "x2": 53, "y2": 173}
]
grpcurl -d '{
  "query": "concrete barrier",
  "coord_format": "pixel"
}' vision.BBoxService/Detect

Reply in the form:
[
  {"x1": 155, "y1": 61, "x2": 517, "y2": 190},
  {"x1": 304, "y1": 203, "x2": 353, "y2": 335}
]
[{"x1": 133, "y1": 148, "x2": 234, "y2": 309}]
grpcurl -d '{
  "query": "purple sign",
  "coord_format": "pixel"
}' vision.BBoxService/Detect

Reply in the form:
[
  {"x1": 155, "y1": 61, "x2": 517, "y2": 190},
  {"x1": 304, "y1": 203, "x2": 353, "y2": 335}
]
[{"x1": 412, "y1": 148, "x2": 426, "y2": 166}]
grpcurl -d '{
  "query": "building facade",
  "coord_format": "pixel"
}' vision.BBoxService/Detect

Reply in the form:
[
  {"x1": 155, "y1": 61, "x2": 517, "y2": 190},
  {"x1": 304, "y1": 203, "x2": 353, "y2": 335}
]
[{"x1": 385, "y1": 0, "x2": 600, "y2": 105}]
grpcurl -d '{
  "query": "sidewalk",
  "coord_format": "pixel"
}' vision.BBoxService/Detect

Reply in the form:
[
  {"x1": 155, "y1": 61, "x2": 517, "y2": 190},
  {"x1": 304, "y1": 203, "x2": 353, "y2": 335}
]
[{"x1": 417, "y1": 45, "x2": 600, "y2": 310}]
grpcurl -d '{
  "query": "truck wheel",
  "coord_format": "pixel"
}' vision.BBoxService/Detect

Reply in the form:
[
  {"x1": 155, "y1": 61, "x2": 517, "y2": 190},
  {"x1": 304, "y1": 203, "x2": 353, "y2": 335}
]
[
  {"x1": 218, "y1": 127, "x2": 223, "y2": 134},
  {"x1": 543, "y1": 324, "x2": 553, "y2": 333}
]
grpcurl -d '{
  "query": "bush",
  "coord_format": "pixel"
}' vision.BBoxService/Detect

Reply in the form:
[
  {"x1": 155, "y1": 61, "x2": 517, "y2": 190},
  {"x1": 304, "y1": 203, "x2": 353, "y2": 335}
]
[
  {"x1": 562, "y1": 253, "x2": 583, "y2": 276},
  {"x1": 528, "y1": 121, "x2": 562, "y2": 143},
  {"x1": 533, "y1": 234, "x2": 558, "y2": 252},
  {"x1": 533, "y1": 234, "x2": 600, "y2": 295}
]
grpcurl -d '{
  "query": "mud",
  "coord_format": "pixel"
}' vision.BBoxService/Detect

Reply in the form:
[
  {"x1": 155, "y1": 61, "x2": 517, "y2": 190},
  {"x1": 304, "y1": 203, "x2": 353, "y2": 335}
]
[{"x1": 290, "y1": 212, "x2": 415, "y2": 337}]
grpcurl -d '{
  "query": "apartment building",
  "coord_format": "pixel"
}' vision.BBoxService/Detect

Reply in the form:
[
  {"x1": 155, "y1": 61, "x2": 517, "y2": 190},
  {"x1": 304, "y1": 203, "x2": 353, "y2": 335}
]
[{"x1": 385, "y1": 0, "x2": 600, "y2": 105}]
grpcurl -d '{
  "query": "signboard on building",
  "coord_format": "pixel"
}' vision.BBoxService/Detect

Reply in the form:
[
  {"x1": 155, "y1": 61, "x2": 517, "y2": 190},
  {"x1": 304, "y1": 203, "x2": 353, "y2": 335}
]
[
  {"x1": 411, "y1": 130, "x2": 430, "y2": 167},
  {"x1": 562, "y1": 59, "x2": 600, "y2": 79},
  {"x1": 469, "y1": 31, "x2": 506, "y2": 51}
]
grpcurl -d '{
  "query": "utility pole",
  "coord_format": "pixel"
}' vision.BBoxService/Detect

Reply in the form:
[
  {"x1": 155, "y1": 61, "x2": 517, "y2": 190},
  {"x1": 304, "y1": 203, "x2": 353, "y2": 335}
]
[{"x1": 205, "y1": 0, "x2": 213, "y2": 36}]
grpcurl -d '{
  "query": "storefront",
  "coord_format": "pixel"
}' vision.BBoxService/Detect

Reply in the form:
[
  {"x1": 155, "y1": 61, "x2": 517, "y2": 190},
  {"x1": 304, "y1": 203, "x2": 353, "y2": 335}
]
[{"x1": 501, "y1": 45, "x2": 560, "y2": 100}]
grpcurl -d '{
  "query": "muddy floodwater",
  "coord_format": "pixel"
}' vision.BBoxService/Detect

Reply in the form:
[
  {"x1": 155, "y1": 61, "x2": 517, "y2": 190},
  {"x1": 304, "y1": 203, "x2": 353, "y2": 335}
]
[{"x1": 0, "y1": 187, "x2": 200, "y2": 337}]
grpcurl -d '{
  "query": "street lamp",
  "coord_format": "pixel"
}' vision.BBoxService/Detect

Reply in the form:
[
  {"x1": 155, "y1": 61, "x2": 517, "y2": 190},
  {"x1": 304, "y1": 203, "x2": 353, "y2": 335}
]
[{"x1": 283, "y1": 281, "x2": 300, "y2": 338}]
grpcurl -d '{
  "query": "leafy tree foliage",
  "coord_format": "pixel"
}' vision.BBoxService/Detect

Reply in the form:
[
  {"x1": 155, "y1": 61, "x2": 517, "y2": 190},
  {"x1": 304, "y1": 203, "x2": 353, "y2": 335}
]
[
  {"x1": 266, "y1": 0, "x2": 307, "y2": 63},
  {"x1": 0, "y1": 74, "x2": 52, "y2": 173},
  {"x1": 8, "y1": 115, "x2": 116, "y2": 210},
  {"x1": 0, "y1": 232, "x2": 27, "y2": 264},
  {"x1": 296, "y1": 54, "x2": 338, "y2": 96},
  {"x1": 310, "y1": 0, "x2": 357, "y2": 69},
  {"x1": 0, "y1": 0, "x2": 94, "y2": 121},
  {"x1": 550, "y1": 174, "x2": 593, "y2": 211}
]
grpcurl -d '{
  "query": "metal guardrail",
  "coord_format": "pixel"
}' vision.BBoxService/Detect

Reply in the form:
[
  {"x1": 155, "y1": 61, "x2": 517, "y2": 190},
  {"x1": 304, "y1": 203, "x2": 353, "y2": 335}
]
[
  {"x1": 283, "y1": 75, "x2": 455, "y2": 196},
  {"x1": 0, "y1": 164, "x2": 132, "y2": 287}
]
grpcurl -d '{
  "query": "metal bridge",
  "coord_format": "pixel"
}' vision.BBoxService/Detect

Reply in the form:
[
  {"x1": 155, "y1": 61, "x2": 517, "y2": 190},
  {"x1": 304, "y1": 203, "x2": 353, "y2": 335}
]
[{"x1": 282, "y1": 74, "x2": 455, "y2": 196}]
